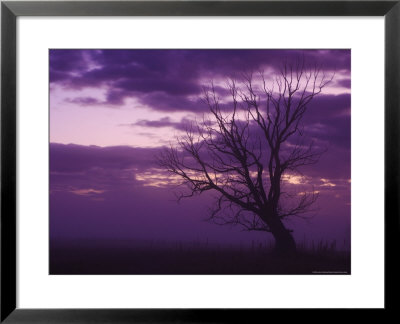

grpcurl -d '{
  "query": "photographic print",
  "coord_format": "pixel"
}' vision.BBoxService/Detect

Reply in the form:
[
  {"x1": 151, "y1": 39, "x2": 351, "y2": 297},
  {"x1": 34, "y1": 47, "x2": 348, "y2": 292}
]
[{"x1": 49, "y1": 49, "x2": 351, "y2": 274}]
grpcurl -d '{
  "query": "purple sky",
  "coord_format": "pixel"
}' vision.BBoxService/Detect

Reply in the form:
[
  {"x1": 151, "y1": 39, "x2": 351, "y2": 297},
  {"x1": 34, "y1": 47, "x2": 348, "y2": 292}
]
[{"x1": 50, "y1": 49, "x2": 350, "y2": 248}]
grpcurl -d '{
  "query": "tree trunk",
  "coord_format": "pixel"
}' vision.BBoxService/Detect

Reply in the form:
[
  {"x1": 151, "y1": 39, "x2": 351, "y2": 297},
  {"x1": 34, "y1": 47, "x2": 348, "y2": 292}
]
[
  {"x1": 272, "y1": 227, "x2": 296, "y2": 256},
  {"x1": 269, "y1": 216, "x2": 297, "y2": 256}
]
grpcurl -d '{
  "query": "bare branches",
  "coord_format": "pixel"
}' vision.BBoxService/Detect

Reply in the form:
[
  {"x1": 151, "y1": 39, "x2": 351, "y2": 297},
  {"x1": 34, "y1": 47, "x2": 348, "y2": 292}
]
[
  {"x1": 279, "y1": 188, "x2": 319, "y2": 220},
  {"x1": 158, "y1": 60, "x2": 332, "y2": 234}
]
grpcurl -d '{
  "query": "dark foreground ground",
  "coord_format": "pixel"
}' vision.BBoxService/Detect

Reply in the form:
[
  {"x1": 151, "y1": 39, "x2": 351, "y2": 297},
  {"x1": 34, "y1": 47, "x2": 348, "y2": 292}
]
[{"x1": 50, "y1": 239, "x2": 350, "y2": 275}]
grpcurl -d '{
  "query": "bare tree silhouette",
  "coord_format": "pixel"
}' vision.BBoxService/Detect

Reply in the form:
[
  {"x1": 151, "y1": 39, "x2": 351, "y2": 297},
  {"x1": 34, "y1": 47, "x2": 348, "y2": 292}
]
[{"x1": 158, "y1": 62, "x2": 332, "y2": 255}]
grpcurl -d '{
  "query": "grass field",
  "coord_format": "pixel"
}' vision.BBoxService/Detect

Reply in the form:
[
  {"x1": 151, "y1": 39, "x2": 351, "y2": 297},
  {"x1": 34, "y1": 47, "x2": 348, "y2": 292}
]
[{"x1": 50, "y1": 239, "x2": 350, "y2": 275}]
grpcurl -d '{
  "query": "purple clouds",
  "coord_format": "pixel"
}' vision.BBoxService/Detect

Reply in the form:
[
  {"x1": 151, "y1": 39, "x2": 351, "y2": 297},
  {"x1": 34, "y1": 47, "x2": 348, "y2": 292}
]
[
  {"x1": 50, "y1": 49, "x2": 350, "y2": 111},
  {"x1": 50, "y1": 143, "x2": 160, "y2": 173},
  {"x1": 128, "y1": 117, "x2": 194, "y2": 132},
  {"x1": 50, "y1": 142, "x2": 350, "y2": 245}
]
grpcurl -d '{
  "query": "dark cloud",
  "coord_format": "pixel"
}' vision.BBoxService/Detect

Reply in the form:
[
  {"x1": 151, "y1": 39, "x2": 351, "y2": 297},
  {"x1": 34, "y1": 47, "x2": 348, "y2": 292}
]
[
  {"x1": 337, "y1": 78, "x2": 351, "y2": 88},
  {"x1": 66, "y1": 97, "x2": 101, "y2": 106},
  {"x1": 305, "y1": 116, "x2": 350, "y2": 149},
  {"x1": 305, "y1": 93, "x2": 350, "y2": 121},
  {"x1": 50, "y1": 50, "x2": 87, "y2": 72},
  {"x1": 104, "y1": 89, "x2": 128, "y2": 105},
  {"x1": 50, "y1": 143, "x2": 161, "y2": 173},
  {"x1": 114, "y1": 77, "x2": 200, "y2": 96},
  {"x1": 50, "y1": 49, "x2": 351, "y2": 111},
  {"x1": 303, "y1": 142, "x2": 350, "y2": 180},
  {"x1": 50, "y1": 49, "x2": 90, "y2": 84},
  {"x1": 50, "y1": 70, "x2": 71, "y2": 83},
  {"x1": 137, "y1": 92, "x2": 207, "y2": 112},
  {"x1": 128, "y1": 117, "x2": 194, "y2": 132},
  {"x1": 49, "y1": 143, "x2": 168, "y2": 197},
  {"x1": 300, "y1": 93, "x2": 351, "y2": 149}
]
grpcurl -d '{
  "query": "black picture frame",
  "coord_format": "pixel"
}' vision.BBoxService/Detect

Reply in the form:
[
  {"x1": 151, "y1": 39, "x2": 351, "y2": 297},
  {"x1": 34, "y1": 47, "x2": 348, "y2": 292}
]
[{"x1": 1, "y1": 0, "x2": 399, "y2": 322}]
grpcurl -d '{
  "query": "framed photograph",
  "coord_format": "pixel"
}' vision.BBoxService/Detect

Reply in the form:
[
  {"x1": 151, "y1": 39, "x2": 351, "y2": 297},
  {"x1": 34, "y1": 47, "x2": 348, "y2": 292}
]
[{"x1": 1, "y1": 0, "x2": 399, "y2": 322}]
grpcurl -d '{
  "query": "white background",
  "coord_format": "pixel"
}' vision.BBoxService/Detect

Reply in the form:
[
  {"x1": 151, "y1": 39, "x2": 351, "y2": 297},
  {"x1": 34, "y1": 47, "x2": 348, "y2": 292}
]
[{"x1": 17, "y1": 17, "x2": 384, "y2": 308}]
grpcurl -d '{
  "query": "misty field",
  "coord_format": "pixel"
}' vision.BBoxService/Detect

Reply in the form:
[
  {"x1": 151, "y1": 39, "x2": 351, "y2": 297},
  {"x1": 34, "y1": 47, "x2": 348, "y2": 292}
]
[{"x1": 50, "y1": 239, "x2": 350, "y2": 275}]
